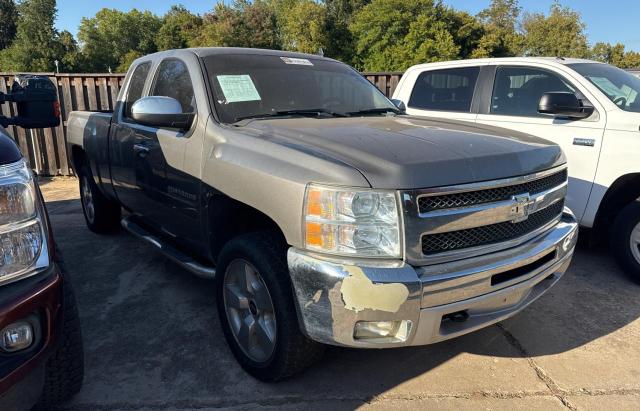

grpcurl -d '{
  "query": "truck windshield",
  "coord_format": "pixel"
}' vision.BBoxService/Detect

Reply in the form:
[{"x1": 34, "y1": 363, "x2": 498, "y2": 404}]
[
  {"x1": 569, "y1": 63, "x2": 640, "y2": 113},
  {"x1": 203, "y1": 54, "x2": 398, "y2": 124}
]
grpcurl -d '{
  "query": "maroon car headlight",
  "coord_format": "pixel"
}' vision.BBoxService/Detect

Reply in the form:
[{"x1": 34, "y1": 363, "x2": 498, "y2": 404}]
[{"x1": 0, "y1": 160, "x2": 49, "y2": 285}]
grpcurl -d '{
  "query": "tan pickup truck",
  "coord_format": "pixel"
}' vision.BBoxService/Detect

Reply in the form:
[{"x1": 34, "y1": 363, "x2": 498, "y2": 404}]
[{"x1": 67, "y1": 47, "x2": 578, "y2": 381}]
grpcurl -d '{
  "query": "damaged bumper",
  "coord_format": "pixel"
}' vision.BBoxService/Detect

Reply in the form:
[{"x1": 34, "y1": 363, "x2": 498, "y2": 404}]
[{"x1": 288, "y1": 209, "x2": 578, "y2": 348}]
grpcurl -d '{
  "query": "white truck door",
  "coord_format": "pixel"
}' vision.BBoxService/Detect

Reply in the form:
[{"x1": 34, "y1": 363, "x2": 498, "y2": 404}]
[
  {"x1": 476, "y1": 65, "x2": 606, "y2": 221},
  {"x1": 394, "y1": 65, "x2": 481, "y2": 122}
]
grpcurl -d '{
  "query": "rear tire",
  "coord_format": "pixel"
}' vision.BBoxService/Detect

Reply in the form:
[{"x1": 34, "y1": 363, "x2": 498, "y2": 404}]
[
  {"x1": 610, "y1": 201, "x2": 640, "y2": 281},
  {"x1": 35, "y1": 276, "x2": 84, "y2": 409},
  {"x1": 78, "y1": 164, "x2": 120, "y2": 233},
  {"x1": 216, "y1": 231, "x2": 324, "y2": 382}
]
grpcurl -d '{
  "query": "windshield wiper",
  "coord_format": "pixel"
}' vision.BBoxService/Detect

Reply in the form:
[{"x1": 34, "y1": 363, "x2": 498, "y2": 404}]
[
  {"x1": 346, "y1": 107, "x2": 401, "y2": 116},
  {"x1": 233, "y1": 109, "x2": 347, "y2": 123}
]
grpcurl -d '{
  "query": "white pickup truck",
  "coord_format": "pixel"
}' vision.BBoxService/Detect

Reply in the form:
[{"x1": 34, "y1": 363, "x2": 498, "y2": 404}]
[{"x1": 392, "y1": 57, "x2": 640, "y2": 279}]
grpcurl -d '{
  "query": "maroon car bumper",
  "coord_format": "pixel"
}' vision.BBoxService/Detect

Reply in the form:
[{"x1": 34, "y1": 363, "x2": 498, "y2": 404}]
[{"x1": 0, "y1": 265, "x2": 63, "y2": 406}]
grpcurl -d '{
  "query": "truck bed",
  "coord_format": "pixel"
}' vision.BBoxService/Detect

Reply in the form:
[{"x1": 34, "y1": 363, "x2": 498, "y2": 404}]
[{"x1": 66, "y1": 111, "x2": 113, "y2": 149}]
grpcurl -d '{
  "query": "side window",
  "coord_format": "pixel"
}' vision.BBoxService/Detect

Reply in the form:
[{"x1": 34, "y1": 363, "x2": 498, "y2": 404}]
[
  {"x1": 151, "y1": 59, "x2": 196, "y2": 114},
  {"x1": 408, "y1": 67, "x2": 480, "y2": 112},
  {"x1": 491, "y1": 66, "x2": 575, "y2": 117},
  {"x1": 124, "y1": 62, "x2": 151, "y2": 120}
]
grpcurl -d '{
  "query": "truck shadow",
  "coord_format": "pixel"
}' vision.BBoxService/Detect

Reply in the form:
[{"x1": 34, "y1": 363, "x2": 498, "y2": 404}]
[{"x1": 44, "y1": 197, "x2": 640, "y2": 408}]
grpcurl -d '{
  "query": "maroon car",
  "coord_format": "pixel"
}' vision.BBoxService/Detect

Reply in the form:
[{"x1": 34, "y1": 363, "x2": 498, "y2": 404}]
[{"x1": 0, "y1": 77, "x2": 84, "y2": 410}]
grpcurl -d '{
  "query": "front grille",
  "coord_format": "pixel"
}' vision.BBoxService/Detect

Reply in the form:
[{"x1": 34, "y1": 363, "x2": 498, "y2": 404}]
[
  {"x1": 421, "y1": 200, "x2": 564, "y2": 255},
  {"x1": 418, "y1": 169, "x2": 567, "y2": 213}
]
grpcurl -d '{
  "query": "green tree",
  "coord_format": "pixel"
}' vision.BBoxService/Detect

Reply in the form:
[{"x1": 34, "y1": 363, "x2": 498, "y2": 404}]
[
  {"x1": 156, "y1": 5, "x2": 202, "y2": 50},
  {"x1": 0, "y1": 0, "x2": 59, "y2": 71},
  {"x1": 278, "y1": 0, "x2": 327, "y2": 53},
  {"x1": 77, "y1": 8, "x2": 161, "y2": 72},
  {"x1": 591, "y1": 42, "x2": 640, "y2": 69},
  {"x1": 0, "y1": 0, "x2": 18, "y2": 50},
  {"x1": 323, "y1": 0, "x2": 369, "y2": 64},
  {"x1": 194, "y1": 0, "x2": 280, "y2": 49},
  {"x1": 55, "y1": 30, "x2": 83, "y2": 72},
  {"x1": 446, "y1": 9, "x2": 485, "y2": 59},
  {"x1": 116, "y1": 50, "x2": 144, "y2": 73},
  {"x1": 350, "y1": 0, "x2": 464, "y2": 71},
  {"x1": 622, "y1": 52, "x2": 640, "y2": 69},
  {"x1": 521, "y1": 1, "x2": 589, "y2": 58},
  {"x1": 472, "y1": 0, "x2": 522, "y2": 58}
]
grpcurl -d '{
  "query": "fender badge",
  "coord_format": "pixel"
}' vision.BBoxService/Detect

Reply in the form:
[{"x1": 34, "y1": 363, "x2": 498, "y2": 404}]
[{"x1": 573, "y1": 138, "x2": 595, "y2": 147}]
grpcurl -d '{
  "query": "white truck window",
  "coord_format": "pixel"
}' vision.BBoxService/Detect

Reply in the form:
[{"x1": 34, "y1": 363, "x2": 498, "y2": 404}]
[
  {"x1": 408, "y1": 67, "x2": 479, "y2": 112},
  {"x1": 151, "y1": 59, "x2": 196, "y2": 114},
  {"x1": 569, "y1": 63, "x2": 640, "y2": 113},
  {"x1": 491, "y1": 66, "x2": 575, "y2": 117}
]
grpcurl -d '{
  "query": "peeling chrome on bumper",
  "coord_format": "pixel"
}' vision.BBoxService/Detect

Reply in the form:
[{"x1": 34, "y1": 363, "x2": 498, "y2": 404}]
[{"x1": 287, "y1": 209, "x2": 578, "y2": 348}]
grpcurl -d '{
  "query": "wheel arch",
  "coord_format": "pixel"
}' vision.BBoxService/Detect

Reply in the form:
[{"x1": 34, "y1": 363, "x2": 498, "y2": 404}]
[
  {"x1": 592, "y1": 173, "x2": 640, "y2": 240},
  {"x1": 69, "y1": 144, "x2": 88, "y2": 173},
  {"x1": 205, "y1": 192, "x2": 288, "y2": 263}
]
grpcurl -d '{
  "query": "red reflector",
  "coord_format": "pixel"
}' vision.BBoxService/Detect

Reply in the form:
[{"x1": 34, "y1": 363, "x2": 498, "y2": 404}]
[{"x1": 53, "y1": 101, "x2": 61, "y2": 118}]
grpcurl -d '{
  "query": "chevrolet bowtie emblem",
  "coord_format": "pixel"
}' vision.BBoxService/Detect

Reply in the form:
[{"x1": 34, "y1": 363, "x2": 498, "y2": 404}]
[{"x1": 510, "y1": 193, "x2": 534, "y2": 223}]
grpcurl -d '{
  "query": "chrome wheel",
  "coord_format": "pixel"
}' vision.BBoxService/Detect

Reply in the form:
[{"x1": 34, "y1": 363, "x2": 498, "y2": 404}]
[
  {"x1": 631, "y1": 222, "x2": 640, "y2": 265},
  {"x1": 223, "y1": 259, "x2": 277, "y2": 363},
  {"x1": 81, "y1": 176, "x2": 95, "y2": 224}
]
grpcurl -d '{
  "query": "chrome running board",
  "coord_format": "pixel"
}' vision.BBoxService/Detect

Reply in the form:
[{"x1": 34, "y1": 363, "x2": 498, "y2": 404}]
[{"x1": 121, "y1": 216, "x2": 216, "y2": 279}]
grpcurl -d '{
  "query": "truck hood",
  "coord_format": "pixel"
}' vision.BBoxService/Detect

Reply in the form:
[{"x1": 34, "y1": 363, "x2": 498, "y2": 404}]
[{"x1": 241, "y1": 115, "x2": 565, "y2": 189}]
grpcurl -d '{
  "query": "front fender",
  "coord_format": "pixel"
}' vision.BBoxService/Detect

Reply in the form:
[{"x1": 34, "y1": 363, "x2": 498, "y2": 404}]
[{"x1": 200, "y1": 117, "x2": 370, "y2": 248}]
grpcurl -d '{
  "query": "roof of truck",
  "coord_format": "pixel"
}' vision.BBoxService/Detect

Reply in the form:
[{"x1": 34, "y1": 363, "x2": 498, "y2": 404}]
[
  {"x1": 141, "y1": 47, "x2": 337, "y2": 63},
  {"x1": 406, "y1": 56, "x2": 603, "y2": 72}
]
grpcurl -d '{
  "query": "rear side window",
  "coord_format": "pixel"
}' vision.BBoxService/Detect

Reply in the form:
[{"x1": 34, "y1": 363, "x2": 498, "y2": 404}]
[
  {"x1": 151, "y1": 59, "x2": 196, "y2": 114},
  {"x1": 408, "y1": 67, "x2": 479, "y2": 112},
  {"x1": 124, "y1": 62, "x2": 151, "y2": 119},
  {"x1": 491, "y1": 66, "x2": 575, "y2": 117}
]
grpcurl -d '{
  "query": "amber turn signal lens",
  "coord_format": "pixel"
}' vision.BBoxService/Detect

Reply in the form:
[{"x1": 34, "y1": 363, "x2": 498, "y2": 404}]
[
  {"x1": 305, "y1": 222, "x2": 323, "y2": 246},
  {"x1": 305, "y1": 188, "x2": 323, "y2": 216}
]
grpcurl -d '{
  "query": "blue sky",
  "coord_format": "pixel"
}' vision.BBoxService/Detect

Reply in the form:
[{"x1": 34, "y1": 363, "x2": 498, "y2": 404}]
[{"x1": 55, "y1": 0, "x2": 640, "y2": 51}]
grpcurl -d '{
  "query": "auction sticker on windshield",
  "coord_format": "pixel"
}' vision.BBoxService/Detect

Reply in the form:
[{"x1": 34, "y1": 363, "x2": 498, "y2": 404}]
[
  {"x1": 216, "y1": 75, "x2": 261, "y2": 103},
  {"x1": 280, "y1": 57, "x2": 314, "y2": 66}
]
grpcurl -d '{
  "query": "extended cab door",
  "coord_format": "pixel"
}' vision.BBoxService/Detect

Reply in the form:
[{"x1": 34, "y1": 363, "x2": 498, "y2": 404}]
[
  {"x1": 109, "y1": 61, "x2": 153, "y2": 213},
  {"x1": 393, "y1": 64, "x2": 484, "y2": 122},
  {"x1": 132, "y1": 56, "x2": 205, "y2": 246},
  {"x1": 475, "y1": 64, "x2": 607, "y2": 221}
]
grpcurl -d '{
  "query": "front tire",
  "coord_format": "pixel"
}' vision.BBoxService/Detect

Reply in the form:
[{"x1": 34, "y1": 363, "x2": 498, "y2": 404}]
[
  {"x1": 611, "y1": 201, "x2": 640, "y2": 281},
  {"x1": 78, "y1": 164, "x2": 121, "y2": 233},
  {"x1": 36, "y1": 276, "x2": 84, "y2": 409},
  {"x1": 216, "y1": 232, "x2": 324, "y2": 381}
]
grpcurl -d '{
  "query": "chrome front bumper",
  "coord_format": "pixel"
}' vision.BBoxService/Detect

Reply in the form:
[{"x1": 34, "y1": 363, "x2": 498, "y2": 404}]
[{"x1": 288, "y1": 209, "x2": 578, "y2": 348}]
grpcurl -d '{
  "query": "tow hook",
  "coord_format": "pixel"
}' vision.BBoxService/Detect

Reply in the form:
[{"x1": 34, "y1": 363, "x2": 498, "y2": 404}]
[{"x1": 443, "y1": 310, "x2": 469, "y2": 323}]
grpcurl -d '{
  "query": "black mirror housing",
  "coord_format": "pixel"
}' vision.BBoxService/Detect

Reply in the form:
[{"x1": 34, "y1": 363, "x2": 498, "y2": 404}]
[
  {"x1": 538, "y1": 91, "x2": 593, "y2": 119},
  {"x1": 0, "y1": 75, "x2": 61, "y2": 129},
  {"x1": 133, "y1": 112, "x2": 195, "y2": 130}
]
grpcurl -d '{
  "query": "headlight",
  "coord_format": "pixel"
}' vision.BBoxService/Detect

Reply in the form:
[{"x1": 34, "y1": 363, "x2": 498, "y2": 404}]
[
  {"x1": 303, "y1": 184, "x2": 401, "y2": 258},
  {"x1": 0, "y1": 160, "x2": 49, "y2": 285}
]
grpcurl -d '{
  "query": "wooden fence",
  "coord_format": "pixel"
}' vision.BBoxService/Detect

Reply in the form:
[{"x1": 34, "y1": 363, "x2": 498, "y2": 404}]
[
  {"x1": 363, "y1": 72, "x2": 404, "y2": 99},
  {"x1": 0, "y1": 71, "x2": 402, "y2": 176}
]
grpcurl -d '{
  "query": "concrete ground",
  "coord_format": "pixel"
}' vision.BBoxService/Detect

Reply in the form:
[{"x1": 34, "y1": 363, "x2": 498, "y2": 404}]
[{"x1": 40, "y1": 177, "x2": 640, "y2": 411}]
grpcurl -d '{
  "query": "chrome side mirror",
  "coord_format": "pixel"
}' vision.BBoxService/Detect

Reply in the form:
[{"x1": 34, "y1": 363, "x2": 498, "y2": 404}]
[{"x1": 131, "y1": 96, "x2": 194, "y2": 130}]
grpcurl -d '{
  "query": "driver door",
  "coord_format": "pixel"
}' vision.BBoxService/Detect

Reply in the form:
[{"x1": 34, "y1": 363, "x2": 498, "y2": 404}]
[
  {"x1": 476, "y1": 65, "x2": 606, "y2": 220},
  {"x1": 134, "y1": 57, "x2": 202, "y2": 246}
]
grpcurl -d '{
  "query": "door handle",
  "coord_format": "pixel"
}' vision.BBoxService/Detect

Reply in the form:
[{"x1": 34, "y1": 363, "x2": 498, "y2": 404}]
[{"x1": 133, "y1": 143, "x2": 150, "y2": 157}]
